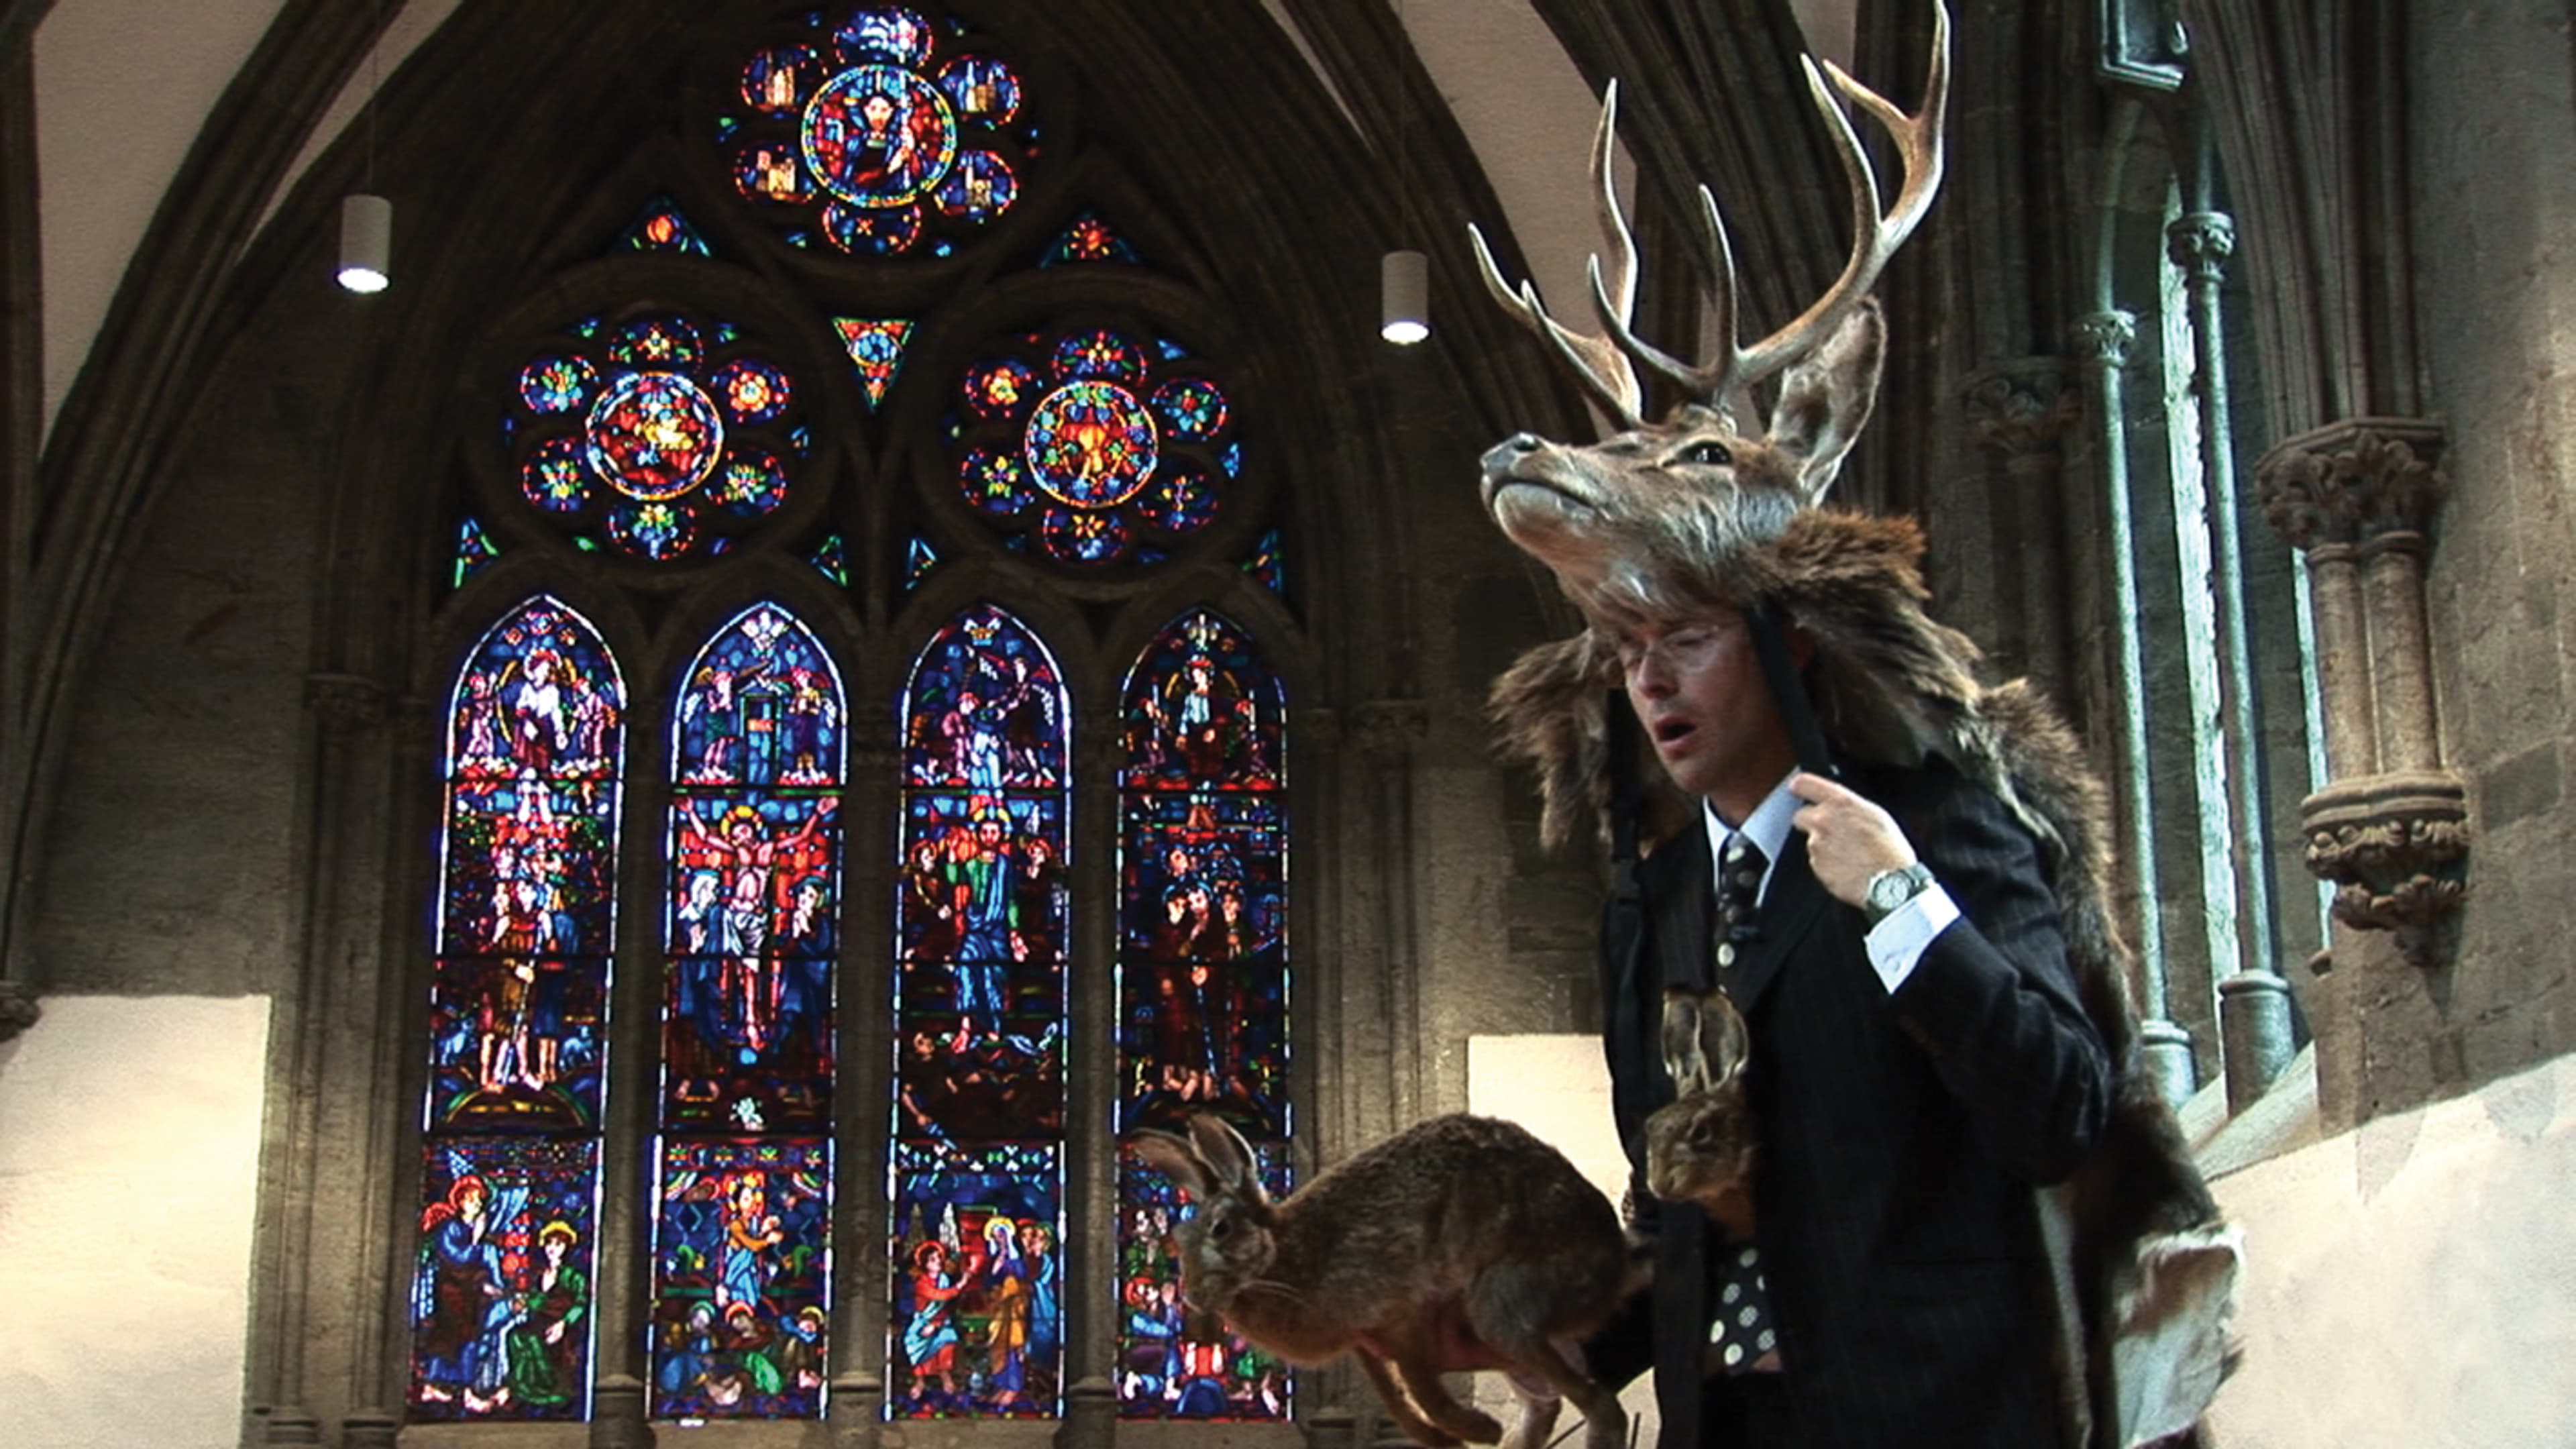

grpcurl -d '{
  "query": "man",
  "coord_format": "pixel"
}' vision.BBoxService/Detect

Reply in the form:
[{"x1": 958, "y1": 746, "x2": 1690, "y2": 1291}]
[{"x1": 1583, "y1": 593, "x2": 2112, "y2": 1447}]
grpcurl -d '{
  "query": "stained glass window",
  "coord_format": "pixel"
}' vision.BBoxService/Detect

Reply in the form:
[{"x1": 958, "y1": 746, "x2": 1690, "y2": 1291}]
[
  {"x1": 1114, "y1": 609, "x2": 1290, "y2": 1421},
  {"x1": 413, "y1": 596, "x2": 625, "y2": 1420},
  {"x1": 507, "y1": 310, "x2": 803, "y2": 561},
  {"x1": 453, "y1": 516, "x2": 500, "y2": 590},
  {"x1": 809, "y1": 533, "x2": 851, "y2": 586},
  {"x1": 616, "y1": 197, "x2": 716, "y2": 256},
  {"x1": 1040, "y1": 210, "x2": 1140, "y2": 267},
  {"x1": 891, "y1": 604, "x2": 1071, "y2": 1417},
  {"x1": 1242, "y1": 527, "x2": 1283, "y2": 598},
  {"x1": 947, "y1": 323, "x2": 1239, "y2": 565},
  {"x1": 834, "y1": 317, "x2": 916, "y2": 410},
  {"x1": 651, "y1": 603, "x2": 847, "y2": 1418},
  {"x1": 722, "y1": 7, "x2": 1040, "y2": 259}
]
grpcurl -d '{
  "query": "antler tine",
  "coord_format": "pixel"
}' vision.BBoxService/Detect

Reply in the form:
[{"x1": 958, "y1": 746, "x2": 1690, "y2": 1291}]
[
  {"x1": 1468, "y1": 225, "x2": 1646, "y2": 428},
  {"x1": 1727, "y1": 0, "x2": 1951, "y2": 403},
  {"x1": 1466, "y1": 83, "x2": 1648, "y2": 430},
  {"x1": 1591, "y1": 179, "x2": 1748, "y2": 417}
]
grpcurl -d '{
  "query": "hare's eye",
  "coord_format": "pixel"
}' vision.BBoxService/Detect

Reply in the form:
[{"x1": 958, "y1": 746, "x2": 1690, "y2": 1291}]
[
  {"x1": 1208, "y1": 1216, "x2": 1233, "y2": 1241},
  {"x1": 1680, "y1": 439, "x2": 1733, "y2": 468}
]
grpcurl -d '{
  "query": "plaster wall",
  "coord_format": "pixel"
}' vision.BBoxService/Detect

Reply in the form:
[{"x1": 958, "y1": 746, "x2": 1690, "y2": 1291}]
[
  {"x1": 2202, "y1": 1050, "x2": 2576, "y2": 1447},
  {"x1": 0, "y1": 995, "x2": 273, "y2": 1449}
]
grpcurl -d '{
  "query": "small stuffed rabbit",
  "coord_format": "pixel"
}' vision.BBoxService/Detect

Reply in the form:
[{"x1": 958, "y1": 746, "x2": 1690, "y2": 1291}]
[
  {"x1": 1644, "y1": 986, "x2": 1758, "y2": 1239},
  {"x1": 1125, "y1": 1112, "x2": 1639, "y2": 1449}
]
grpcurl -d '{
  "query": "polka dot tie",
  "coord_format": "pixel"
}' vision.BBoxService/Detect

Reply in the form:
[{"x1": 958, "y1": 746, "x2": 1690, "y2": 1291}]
[
  {"x1": 1709, "y1": 833, "x2": 1778, "y2": 1373},
  {"x1": 1713, "y1": 834, "x2": 1766, "y2": 976}
]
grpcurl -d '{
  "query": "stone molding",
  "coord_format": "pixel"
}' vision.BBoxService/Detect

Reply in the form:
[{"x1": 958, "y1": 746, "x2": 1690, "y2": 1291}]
[
  {"x1": 301, "y1": 672, "x2": 388, "y2": 738},
  {"x1": 1962, "y1": 358, "x2": 2082, "y2": 461},
  {"x1": 2301, "y1": 770, "x2": 2471, "y2": 969},
  {"x1": 2255, "y1": 415, "x2": 2449, "y2": 549},
  {"x1": 1350, "y1": 698, "x2": 1428, "y2": 761}
]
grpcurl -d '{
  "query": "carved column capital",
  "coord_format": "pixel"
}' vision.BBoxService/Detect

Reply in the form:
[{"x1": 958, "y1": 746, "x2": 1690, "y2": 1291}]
[
  {"x1": 303, "y1": 672, "x2": 387, "y2": 738},
  {"x1": 2165, "y1": 210, "x2": 2237, "y2": 278},
  {"x1": 2301, "y1": 770, "x2": 2471, "y2": 968},
  {"x1": 2255, "y1": 415, "x2": 2449, "y2": 550},
  {"x1": 2068, "y1": 310, "x2": 2138, "y2": 369},
  {"x1": 0, "y1": 979, "x2": 39, "y2": 1042},
  {"x1": 1350, "y1": 699, "x2": 1428, "y2": 762},
  {"x1": 1962, "y1": 359, "x2": 2082, "y2": 462}
]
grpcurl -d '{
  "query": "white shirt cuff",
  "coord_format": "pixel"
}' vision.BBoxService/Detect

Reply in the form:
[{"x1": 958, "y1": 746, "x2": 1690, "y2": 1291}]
[{"x1": 1865, "y1": 883, "x2": 1959, "y2": 994}]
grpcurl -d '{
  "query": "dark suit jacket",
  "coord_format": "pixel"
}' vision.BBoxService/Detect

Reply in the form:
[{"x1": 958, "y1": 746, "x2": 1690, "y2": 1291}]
[{"x1": 1603, "y1": 757, "x2": 2112, "y2": 1448}]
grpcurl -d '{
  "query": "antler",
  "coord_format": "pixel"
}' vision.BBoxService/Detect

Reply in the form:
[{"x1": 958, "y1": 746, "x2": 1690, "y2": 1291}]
[
  {"x1": 1480, "y1": 2, "x2": 1951, "y2": 429},
  {"x1": 1468, "y1": 81, "x2": 1647, "y2": 431}
]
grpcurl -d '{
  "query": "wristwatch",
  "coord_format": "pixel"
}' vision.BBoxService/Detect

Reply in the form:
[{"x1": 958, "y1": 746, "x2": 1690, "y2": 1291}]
[{"x1": 1861, "y1": 861, "x2": 1935, "y2": 927}]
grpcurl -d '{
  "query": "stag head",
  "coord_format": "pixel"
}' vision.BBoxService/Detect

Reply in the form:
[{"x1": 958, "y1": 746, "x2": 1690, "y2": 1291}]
[{"x1": 1471, "y1": 5, "x2": 1949, "y2": 619}]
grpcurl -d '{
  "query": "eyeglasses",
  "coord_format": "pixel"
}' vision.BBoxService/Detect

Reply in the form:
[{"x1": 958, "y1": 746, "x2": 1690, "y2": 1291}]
[{"x1": 1613, "y1": 623, "x2": 1736, "y2": 677}]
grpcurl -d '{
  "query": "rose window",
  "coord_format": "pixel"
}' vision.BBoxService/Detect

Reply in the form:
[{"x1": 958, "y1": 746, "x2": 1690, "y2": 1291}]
[
  {"x1": 507, "y1": 311, "x2": 804, "y2": 561},
  {"x1": 721, "y1": 5, "x2": 1036, "y2": 258},
  {"x1": 947, "y1": 325, "x2": 1239, "y2": 566}
]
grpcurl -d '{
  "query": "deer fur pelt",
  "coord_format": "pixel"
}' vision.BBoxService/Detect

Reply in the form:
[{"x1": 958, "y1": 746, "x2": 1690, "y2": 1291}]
[{"x1": 1489, "y1": 506, "x2": 2241, "y2": 1449}]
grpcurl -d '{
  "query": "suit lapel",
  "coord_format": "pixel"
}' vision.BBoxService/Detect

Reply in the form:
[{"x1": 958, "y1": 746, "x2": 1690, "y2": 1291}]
[
  {"x1": 1642, "y1": 825, "x2": 1713, "y2": 998},
  {"x1": 1727, "y1": 830, "x2": 1830, "y2": 1013}
]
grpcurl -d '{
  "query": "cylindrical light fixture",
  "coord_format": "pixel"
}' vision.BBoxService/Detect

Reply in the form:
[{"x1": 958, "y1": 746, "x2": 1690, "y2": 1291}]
[
  {"x1": 339, "y1": 193, "x2": 392, "y2": 294},
  {"x1": 1381, "y1": 248, "x2": 1428, "y2": 345}
]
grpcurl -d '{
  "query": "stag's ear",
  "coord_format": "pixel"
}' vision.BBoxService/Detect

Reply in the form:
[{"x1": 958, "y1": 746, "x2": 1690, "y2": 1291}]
[
  {"x1": 1766, "y1": 299, "x2": 1886, "y2": 500},
  {"x1": 1127, "y1": 1129, "x2": 1212, "y2": 1201},
  {"x1": 1185, "y1": 1114, "x2": 1268, "y2": 1203}
]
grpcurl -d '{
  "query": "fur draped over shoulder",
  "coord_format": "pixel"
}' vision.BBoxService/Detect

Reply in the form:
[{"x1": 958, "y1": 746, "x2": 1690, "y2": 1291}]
[{"x1": 1485, "y1": 502, "x2": 2241, "y2": 1449}]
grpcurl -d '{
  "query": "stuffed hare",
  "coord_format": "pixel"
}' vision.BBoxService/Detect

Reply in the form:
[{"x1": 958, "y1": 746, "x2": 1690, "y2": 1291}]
[
  {"x1": 1643, "y1": 986, "x2": 1758, "y2": 1238},
  {"x1": 1125, "y1": 1112, "x2": 1639, "y2": 1449}
]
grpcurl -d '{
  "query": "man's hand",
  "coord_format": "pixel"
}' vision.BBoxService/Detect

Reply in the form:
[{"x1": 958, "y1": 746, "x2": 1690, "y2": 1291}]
[{"x1": 1788, "y1": 771, "x2": 1917, "y2": 908}]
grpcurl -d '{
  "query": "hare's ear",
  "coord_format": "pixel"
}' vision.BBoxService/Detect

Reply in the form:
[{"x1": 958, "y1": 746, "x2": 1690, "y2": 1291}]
[
  {"x1": 1766, "y1": 298, "x2": 1884, "y2": 502},
  {"x1": 1126, "y1": 1129, "x2": 1212, "y2": 1201},
  {"x1": 1701, "y1": 989, "x2": 1751, "y2": 1088},
  {"x1": 1185, "y1": 1114, "x2": 1267, "y2": 1203},
  {"x1": 1660, "y1": 989, "x2": 1711, "y2": 1096}
]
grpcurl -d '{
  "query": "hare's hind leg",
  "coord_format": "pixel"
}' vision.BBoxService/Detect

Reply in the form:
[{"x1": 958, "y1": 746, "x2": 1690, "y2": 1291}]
[
  {"x1": 1495, "y1": 1368, "x2": 1564, "y2": 1449},
  {"x1": 1461, "y1": 1275, "x2": 1626, "y2": 1449},
  {"x1": 1352, "y1": 1344, "x2": 1479, "y2": 1449}
]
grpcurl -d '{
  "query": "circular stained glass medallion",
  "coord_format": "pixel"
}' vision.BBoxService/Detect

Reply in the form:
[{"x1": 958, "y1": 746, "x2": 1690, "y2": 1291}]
[
  {"x1": 834, "y1": 6, "x2": 936, "y2": 67},
  {"x1": 822, "y1": 199, "x2": 922, "y2": 256},
  {"x1": 1054, "y1": 328, "x2": 1146, "y2": 384},
  {"x1": 711, "y1": 358, "x2": 794, "y2": 425},
  {"x1": 1039, "y1": 504, "x2": 1130, "y2": 563},
  {"x1": 713, "y1": 448, "x2": 790, "y2": 517},
  {"x1": 1025, "y1": 381, "x2": 1158, "y2": 510},
  {"x1": 938, "y1": 56, "x2": 1021, "y2": 125},
  {"x1": 586, "y1": 372, "x2": 726, "y2": 502},
  {"x1": 932, "y1": 150, "x2": 1016, "y2": 223},
  {"x1": 523, "y1": 436, "x2": 590, "y2": 513},
  {"x1": 1150, "y1": 377, "x2": 1229, "y2": 441},
  {"x1": 801, "y1": 64, "x2": 958, "y2": 208},
  {"x1": 519, "y1": 355, "x2": 596, "y2": 415},
  {"x1": 742, "y1": 44, "x2": 821, "y2": 115},
  {"x1": 608, "y1": 315, "x2": 704, "y2": 368},
  {"x1": 962, "y1": 359, "x2": 1040, "y2": 421},
  {"x1": 958, "y1": 446, "x2": 1032, "y2": 516},
  {"x1": 605, "y1": 500, "x2": 698, "y2": 561},
  {"x1": 1136, "y1": 466, "x2": 1218, "y2": 535}
]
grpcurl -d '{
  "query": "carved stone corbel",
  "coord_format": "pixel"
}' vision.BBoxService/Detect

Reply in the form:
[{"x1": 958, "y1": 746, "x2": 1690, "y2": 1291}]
[
  {"x1": 2257, "y1": 417, "x2": 2467, "y2": 967},
  {"x1": 1350, "y1": 699, "x2": 1428, "y2": 762},
  {"x1": 1962, "y1": 359, "x2": 2082, "y2": 467},
  {"x1": 2301, "y1": 771, "x2": 2469, "y2": 969},
  {"x1": 302, "y1": 672, "x2": 388, "y2": 739}
]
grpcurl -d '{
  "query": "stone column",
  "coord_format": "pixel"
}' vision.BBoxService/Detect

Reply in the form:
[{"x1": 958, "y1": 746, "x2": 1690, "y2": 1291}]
[
  {"x1": 338, "y1": 1409, "x2": 400, "y2": 1449},
  {"x1": 828, "y1": 1368, "x2": 883, "y2": 1449},
  {"x1": 1066, "y1": 727, "x2": 1128, "y2": 1440},
  {"x1": 1963, "y1": 358, "x2": 2083, "y2": 699},
  {"x1": 837, "y1": 726, "x2": 902, "y2": 1410},
  {"x1": 1352, "y1": 700, "x2": 1428, "y2": 1128},
  {"x1": 2257, "y1": 418, "x2": 2469, "y2": 971},
  {"x1": 2167, "y1": 211, "x2": 2294, "y2": 1112},
  {"x1": 589, "y1": 1373, "x2": 655, "y2": 1449},
  {"x1": 2070, "y1": 310, "x2": 2197, "y2": 1106},
  {"x1": 1055, "y1": 1373, "x2": 1118, "y2": 1449}
]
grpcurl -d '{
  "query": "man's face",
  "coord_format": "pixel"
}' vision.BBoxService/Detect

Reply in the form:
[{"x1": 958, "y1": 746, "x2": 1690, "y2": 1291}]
[{"x1": 1615, "y1": 608, "x2": 1791, "y2": 807}]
